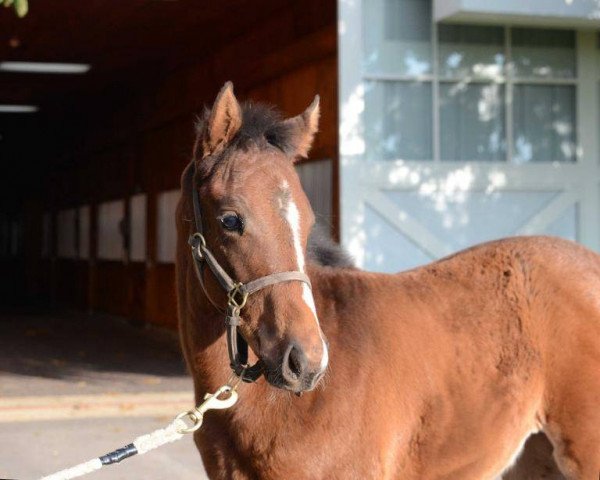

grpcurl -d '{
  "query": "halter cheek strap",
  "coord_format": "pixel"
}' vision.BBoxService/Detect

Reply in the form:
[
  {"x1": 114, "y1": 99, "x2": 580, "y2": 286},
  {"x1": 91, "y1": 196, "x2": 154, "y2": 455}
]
[{"x1": 186, "y1": 162, "x2": 312, "y2": 383}]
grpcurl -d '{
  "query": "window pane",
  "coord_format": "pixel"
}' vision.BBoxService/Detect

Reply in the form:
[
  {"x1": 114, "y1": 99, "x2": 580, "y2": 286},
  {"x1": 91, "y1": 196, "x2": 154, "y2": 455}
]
[
  {"x1": 156, "y1": 190, "x2": 179, "y2": 263},
  {"x1": 438, "y1": 25, "x2": 504, "y2": 80},
  {"x1": 78, "y1": 205, "x2": 90, "y2": 260},
  {"x1": 513, "y1": 85, "x2": 576, "y2": 163},
  {"x1": 57, "y1": 209, "x2": 77, "y2": 259},
  {"x1": 511, "y1": 28, "x2": 576, "y2": 79},
  {"x1": 97, "y1": 200, "x2": 124, "y2": 261},
  {"x1": 129, "y1": 194, "x2": 146, "y2": 262},
  {"x1": 440, "y1": 83, "x2": 506, "y2": 161},
  {"x1": 363, "y1": 0, "x2": 432, "y2": 76},
  {"x1": 364, "y1": 81, "x2": 433, "y2": 160}
]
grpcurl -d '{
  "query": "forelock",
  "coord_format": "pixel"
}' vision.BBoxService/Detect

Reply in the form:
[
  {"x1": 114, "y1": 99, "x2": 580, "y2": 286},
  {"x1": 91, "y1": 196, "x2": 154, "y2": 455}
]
[{"x1": 194, "y1": 101, "x2": 296, "y2": 162}]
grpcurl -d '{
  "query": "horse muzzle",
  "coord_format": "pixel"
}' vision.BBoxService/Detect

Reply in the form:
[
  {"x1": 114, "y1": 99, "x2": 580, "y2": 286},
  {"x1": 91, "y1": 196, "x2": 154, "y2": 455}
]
[{"x1": 264, "y1": 340, "x2": 327, "y2": 393}]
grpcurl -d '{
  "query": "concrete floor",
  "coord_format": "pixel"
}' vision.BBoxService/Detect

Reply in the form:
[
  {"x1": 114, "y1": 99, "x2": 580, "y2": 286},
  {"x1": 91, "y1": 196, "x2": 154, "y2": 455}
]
[{"x1": 0, "y1": 309, "x2": 208, "y2": 480}]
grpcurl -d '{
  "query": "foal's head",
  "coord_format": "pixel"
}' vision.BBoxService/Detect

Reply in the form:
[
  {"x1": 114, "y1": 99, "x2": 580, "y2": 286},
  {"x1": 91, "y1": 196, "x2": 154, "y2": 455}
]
[{"x1": 191, "y1": 82, "x2": 328, "y2": 392}]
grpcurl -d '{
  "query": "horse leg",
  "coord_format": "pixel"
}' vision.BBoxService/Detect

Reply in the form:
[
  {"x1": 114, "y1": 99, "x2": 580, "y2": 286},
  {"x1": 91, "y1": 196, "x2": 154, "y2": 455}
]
[{"x1": 543, "y1": 366, "x2": 600, "y2": 480}]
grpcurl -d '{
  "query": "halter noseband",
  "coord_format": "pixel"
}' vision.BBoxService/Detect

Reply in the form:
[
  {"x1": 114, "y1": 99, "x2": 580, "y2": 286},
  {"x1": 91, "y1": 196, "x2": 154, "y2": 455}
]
[{"x1": 186, "y1": 161, "x2": 312, "y2": 383}]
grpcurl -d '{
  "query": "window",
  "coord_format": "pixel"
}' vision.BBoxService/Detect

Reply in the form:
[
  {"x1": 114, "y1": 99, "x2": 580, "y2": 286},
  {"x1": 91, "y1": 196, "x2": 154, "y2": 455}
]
[
  {"x1": 363, "y1": 0, "x2": 432, "y2": 77},
  {"x1": 437, "y1": 25, "x2": 504, "y2": 80},
  {"x1": 129, "y1": 194, "x2": 146, "y2": 262},
  {"x1": 57, "y1": 209, "x2": 77, "y2": 258},
  {"x1": 511, "y1": 29, "x2": 576, "y2": 163},
  {"x1": 362, "y1": 0, "x2": 577, "y2": 163},
  {"x1": 78, "y1": 205, "x2": 90, "y2": 260},
  {"x1": 438, "y1": 25, "x2": 506, "y2": 161},
  {"x1": 364, "y1": 81, "x2": 433, "y2": 160},
  {"x1": 97, "y1": 200, "x2": 125, "y2": 261},
  {"x1": 511, "y1": 28, "x2": 576, "y2": 79},
  {"x1": 513, "y1": 84, "x2": 576, "y2": 163},
  {"x1": 156, "y1": 190, "x2": 179, "y2": 263},
  {"x1": 439, "y1": 82, "x2": 505, "y2": 161}
]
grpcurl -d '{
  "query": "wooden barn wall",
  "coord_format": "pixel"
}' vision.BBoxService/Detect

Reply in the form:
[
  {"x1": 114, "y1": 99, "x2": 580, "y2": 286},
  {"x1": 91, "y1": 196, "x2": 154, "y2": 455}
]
[{"x1": 37, "y1": 2, "x2": 338, "y2": 328}]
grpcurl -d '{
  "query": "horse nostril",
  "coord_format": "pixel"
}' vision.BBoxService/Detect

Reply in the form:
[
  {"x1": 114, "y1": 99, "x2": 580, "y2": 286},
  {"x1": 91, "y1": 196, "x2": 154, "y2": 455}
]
[
  {"x1": 288, "y1": 348, "x2": 302, "y2": 378},
  {"x1": 282, "y1": 344, "x2": 307, "y2": 382}
]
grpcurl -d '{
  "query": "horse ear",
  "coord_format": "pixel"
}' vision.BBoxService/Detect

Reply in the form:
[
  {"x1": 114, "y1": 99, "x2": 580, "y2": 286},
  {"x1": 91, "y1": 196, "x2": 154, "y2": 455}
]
[
  {"x1": 283, "y1": 95, "x2": 320, "y2": 160},
  {"x1": 200, "y1": 81, "x2": 242, "y2": 158}
]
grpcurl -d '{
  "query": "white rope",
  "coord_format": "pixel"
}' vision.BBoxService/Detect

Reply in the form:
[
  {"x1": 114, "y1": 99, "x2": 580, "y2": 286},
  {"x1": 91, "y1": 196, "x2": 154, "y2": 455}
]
[
  {"x1": 133, "y1": 418, "x2": 186, "y2": 454},
  {"x1": 38, "y1": 418, "x2": 188, "y2": 480},
  {"x1": 38, "y1": 459, "x2": 103, "y2": 480},
  {"x1": 36, "y1": 382, "x2": 239, "y2": 480}
]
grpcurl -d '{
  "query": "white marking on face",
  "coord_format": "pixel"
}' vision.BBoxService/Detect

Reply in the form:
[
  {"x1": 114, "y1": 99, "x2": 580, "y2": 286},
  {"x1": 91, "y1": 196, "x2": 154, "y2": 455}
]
[{"x1": 280, "y1": 180, "x2": 329, "y2": 372}]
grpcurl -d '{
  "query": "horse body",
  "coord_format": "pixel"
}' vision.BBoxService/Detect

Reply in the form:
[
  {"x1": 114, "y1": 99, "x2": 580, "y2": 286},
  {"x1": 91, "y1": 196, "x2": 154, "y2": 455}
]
[
  {"x1": 179, "y1": 234, "x2": 600, "y2": 479},
  {"x1": 176, "y1": 83, "x2": 600, "y2": 479}
]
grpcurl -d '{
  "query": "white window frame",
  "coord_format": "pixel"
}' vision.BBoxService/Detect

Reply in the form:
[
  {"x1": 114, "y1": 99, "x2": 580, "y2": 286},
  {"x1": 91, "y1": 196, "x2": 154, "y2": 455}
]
[{"x1": 362, "y1": 21, "x2": 579, "y2": 163}]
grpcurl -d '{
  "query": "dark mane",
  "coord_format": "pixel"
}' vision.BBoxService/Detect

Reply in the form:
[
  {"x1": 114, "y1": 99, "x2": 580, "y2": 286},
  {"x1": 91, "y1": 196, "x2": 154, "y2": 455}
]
[
  {"x1": 195, "y1": 101, "x2": 297, "y2": 159},
  {"x1": 307, "y1": 225, "x2": 355, "y2": 269}
]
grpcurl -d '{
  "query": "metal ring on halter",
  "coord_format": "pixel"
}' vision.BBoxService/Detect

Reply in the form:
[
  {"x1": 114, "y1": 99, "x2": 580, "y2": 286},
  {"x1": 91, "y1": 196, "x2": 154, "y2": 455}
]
[
  {"x1": 227, "y1": 282, "x2": 248, "y2": 310},
  {"x1": 189, "y1": 232, "x2": 206, "y2": 260}
]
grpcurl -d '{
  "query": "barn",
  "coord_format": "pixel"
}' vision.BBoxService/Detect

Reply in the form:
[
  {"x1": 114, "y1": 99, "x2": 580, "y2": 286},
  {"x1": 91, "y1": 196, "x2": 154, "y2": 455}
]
[
  {"x1": 1, "y1": 0, "x2": 600, "y2": 327},
  {"x1": 0, "y1": 0, "x2": 338, "y2": 327}
]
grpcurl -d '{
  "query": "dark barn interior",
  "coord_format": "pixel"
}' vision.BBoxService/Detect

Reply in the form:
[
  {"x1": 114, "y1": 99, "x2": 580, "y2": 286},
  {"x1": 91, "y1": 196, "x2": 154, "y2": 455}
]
[{"x1": 0, "y1": 0, "x2": 338, "y2": 327}]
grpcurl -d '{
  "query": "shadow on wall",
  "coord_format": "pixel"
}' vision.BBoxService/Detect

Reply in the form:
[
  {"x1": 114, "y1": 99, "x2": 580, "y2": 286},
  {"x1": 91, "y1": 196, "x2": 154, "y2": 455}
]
[{"x1": 357, "y1": 164, "x2": 579, "y2": 272}]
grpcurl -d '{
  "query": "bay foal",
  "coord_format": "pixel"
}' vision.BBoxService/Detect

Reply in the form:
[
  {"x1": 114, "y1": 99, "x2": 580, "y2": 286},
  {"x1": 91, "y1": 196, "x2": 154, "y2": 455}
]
[{"x1": 176, "y1": 83, "x2": 600, "y2": 479}]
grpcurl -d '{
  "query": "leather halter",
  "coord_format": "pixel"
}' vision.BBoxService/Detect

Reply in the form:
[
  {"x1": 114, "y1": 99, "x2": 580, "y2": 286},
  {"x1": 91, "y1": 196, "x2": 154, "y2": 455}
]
[{"x1": 185, "y1": 161, "x2": 312, "y2": 383}]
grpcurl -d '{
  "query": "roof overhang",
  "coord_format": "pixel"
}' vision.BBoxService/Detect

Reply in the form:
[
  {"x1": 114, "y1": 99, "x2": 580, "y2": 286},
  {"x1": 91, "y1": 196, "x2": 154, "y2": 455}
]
[{"x1": 434, "y1": 0, "x2": 600, "y2": 28}]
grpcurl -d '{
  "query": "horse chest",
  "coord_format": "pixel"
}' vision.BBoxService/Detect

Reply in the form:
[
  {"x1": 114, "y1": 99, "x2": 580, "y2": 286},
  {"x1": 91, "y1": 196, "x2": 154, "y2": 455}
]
[{"x1": 201, "y1": 408, "x2": 392, "y2": 480}]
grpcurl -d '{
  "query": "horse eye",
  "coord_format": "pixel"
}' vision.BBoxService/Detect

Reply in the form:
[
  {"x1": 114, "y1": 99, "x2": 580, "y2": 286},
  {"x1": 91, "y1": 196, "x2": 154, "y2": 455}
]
[{"x1": 220, "y1": 214, "x2": 243, "y2": 233}]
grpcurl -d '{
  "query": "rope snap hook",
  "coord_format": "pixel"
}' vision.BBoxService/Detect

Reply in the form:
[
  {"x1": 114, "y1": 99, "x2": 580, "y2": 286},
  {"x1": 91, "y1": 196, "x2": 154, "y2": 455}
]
[{"x1": 175, "y1": 384, "x2": 239, "y2": 434}]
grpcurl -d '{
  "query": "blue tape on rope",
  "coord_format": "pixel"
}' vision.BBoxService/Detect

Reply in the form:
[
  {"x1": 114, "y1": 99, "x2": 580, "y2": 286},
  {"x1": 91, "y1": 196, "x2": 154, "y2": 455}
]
[{"x1": 99, "y1": 443, "x2": 138, "y2": 465}]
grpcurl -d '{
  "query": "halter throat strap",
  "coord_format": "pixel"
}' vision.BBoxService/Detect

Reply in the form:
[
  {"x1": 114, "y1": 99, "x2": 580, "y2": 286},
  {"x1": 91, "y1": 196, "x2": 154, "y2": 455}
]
[{"x1": 185, "y1": 162, "x2": 312, "y2": 383}]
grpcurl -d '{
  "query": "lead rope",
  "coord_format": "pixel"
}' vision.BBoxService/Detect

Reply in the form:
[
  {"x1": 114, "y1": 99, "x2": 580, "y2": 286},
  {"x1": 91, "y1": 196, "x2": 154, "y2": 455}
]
[
  {"x1": 37, "y1": 374, "x2": 244, "y2": 480},
  {"x1": 38, "y1": 419, "x2": 186, "y2": 480}
]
